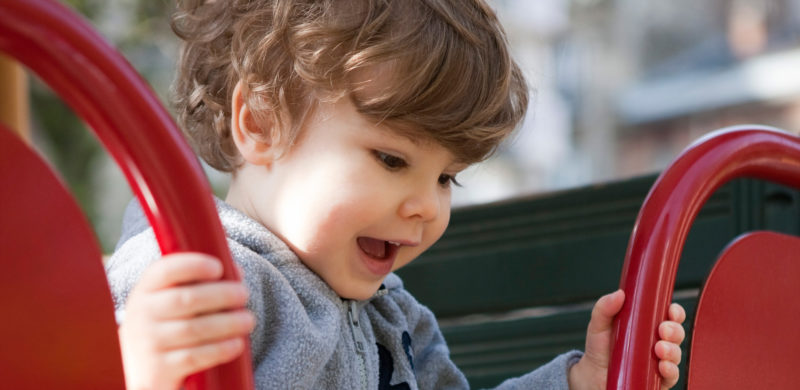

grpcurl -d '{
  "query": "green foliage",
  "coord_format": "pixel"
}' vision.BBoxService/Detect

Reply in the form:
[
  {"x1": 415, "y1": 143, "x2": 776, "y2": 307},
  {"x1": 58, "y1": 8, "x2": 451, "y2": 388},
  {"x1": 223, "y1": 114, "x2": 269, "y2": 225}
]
[
  {"x1": 63, "y1": 0, "x2": 103, "y2": 19},
  {"x1": 30, "y1": 0, "x2": 178, "y2": 251},
  {"x1": 29, "y1": 80, "x2": 103, "y2": 227}
]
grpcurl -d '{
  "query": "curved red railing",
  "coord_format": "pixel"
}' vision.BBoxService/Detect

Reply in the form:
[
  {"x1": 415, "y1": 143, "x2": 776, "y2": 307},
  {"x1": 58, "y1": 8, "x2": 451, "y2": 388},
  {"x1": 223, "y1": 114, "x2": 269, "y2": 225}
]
[
  {"x1": 0, "y1": 0, "x2": 253, "y2": 389},
  {"x1": 607, "y1": 125, "x2": 800, "y2": 389}
]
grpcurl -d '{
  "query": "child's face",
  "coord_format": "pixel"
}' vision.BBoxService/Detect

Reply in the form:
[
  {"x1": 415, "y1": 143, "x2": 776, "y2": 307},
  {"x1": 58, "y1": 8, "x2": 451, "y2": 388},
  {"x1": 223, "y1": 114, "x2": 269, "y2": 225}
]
[{"x1": 231, "y1": 97, "x2": 465, "y2": 300}]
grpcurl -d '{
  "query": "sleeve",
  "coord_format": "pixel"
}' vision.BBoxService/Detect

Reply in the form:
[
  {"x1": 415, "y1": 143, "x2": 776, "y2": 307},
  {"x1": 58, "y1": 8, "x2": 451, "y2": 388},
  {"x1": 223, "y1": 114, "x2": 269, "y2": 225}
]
[
  {"x1": 491, "y1": 350, "x2": 583, "y2": 390},
  {"x1": 393, "y1": 287, "x2": 582, "y2": 390},
  {"x1": 104, "y1": 228, "x2": 162, "y2": 322},
  {"x1": 114, "y1": 198, "x2": 151, "y2": 252}
]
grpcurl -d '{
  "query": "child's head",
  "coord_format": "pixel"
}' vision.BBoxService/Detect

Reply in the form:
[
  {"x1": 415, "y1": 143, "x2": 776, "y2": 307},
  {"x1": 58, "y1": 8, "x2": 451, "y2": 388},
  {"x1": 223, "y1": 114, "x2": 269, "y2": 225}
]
[
  {"x1": 172, "y1": 0, "x2": 527, "y2": 171},
  {"x1": 171, "y1": 0, "x2": 528, "y2": 299}
]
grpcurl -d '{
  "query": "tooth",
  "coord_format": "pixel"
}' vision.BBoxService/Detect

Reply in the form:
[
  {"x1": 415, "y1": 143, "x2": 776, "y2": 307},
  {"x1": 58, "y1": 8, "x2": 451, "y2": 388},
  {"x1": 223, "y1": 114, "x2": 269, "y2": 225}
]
[{"x1": 388, "y1": 241, "x2": 401, "y2": 246}]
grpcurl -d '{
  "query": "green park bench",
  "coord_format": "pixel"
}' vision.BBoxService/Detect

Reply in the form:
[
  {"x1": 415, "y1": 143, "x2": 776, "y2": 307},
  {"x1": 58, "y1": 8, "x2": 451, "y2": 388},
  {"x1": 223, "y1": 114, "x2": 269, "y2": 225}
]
[{"x1": 397, "y1": 174, "x2": 800, "y2": 389}]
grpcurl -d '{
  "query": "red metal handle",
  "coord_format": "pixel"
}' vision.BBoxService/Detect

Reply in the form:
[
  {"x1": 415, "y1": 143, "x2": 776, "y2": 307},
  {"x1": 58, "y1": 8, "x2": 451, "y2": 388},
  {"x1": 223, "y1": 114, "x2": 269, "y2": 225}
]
[
  {"x1": 0, "y1": 1, "x2": 253, "y2": 389},
  {"x1": 607, "y1": 126, "x2": 800, "y2": 389}
]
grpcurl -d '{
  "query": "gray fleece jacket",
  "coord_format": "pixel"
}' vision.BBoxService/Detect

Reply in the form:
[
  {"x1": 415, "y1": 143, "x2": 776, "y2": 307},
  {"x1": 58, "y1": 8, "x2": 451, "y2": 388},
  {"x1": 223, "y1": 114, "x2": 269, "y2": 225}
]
[{"x1": 106, "y1": 199, "x2": 582, "y2": 389}]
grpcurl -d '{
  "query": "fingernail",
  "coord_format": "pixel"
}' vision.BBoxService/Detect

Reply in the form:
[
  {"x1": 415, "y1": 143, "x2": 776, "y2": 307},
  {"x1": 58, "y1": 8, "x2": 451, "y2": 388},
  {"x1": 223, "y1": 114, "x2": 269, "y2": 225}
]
[
  {"x1": 207, "y1": 258, "x2": 223, "y2": 274},
  {"x1": 226, "y1": 338, "x2": 244, "y2": 352},
  {"x1": 241, "y1": 312, "x2": 255, "y2": 329},
  {"x1": 235, "y1": 285, "x2": 249, "y2": 302}
]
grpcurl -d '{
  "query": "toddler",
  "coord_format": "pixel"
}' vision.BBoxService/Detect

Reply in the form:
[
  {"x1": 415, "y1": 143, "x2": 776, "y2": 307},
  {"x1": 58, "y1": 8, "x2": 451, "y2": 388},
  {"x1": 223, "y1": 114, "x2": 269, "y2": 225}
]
[{"x1": 107, "y1": 0, "x2": 686, "y2": 389}]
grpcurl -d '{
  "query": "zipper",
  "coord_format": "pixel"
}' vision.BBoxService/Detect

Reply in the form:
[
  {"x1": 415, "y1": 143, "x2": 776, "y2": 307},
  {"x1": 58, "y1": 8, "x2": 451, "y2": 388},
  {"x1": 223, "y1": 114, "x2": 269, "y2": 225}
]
[{"x1": 347, "y1": 300, "x2": 368, "y2": 390}]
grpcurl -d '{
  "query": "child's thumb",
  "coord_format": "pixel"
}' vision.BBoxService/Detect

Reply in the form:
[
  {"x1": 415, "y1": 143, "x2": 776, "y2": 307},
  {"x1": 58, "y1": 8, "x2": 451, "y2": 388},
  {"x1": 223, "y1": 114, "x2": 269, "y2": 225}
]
[
  {"x1": 587, "y1": 289, "x2": 625, "y2": 335},
  {"x1": 583, "y1": 289, "x2": 625, "y2": 367}
]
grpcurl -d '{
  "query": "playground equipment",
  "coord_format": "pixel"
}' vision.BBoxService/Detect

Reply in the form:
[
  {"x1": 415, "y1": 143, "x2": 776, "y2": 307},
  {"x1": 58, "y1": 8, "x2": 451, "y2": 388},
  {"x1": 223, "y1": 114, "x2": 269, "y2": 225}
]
[
  {"x1": 3, "y1": 0, "x2": 800, "y2": 389},
  {"x1": 608, "y1": 126, "x2": 800, "y2": 389},
  {"x1": 0, "y1": 0, "x2": 252, "y2": 389}
]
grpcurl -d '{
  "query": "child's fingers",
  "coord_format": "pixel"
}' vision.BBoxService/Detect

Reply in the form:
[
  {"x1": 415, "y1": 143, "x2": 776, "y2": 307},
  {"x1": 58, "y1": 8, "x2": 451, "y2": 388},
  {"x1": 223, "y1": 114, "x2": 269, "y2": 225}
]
[
  {"x1": 668, "y1": 303, "x2": 686, "y2": 324},
  {"x1": 137, "y1": 253, "x2": 224, "y2": 292},
  {"x1": 657, "y1": 308, "x2": 685, "y2": 390},
  {"x1": 148, "y1": 281, "x2": 249, "y2": 319},
  {"x1": 162, "y1": 337, "x2": 246, "y2": 377},
  {"x1": 654, "y1": 340, "x2": 682, "y2": 365},
  {"x1": 658, "y1": 321, "x2": 685, "y2": 345},
  {"x1": 658, "y1": 360, "x2": 680, "y2": 389},
  {"x1": 156, "y1": 310, "x2": 255, "y2": 350}
]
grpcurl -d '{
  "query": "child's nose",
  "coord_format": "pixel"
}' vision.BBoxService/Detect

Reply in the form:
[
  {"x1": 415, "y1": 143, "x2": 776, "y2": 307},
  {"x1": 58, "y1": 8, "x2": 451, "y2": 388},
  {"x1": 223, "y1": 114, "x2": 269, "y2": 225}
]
[{"x1": 398, "y1": 184, "x2": 440, "y2": 222}]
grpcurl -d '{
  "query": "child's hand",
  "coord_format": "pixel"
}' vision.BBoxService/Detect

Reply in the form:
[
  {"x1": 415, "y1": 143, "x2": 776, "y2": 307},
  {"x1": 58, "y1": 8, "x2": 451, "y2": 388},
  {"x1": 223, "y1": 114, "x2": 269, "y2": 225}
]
[
  {"x1": 567, "y1": 290, "x2": 686, "y2": 390},
  {"x1": 118, "y1": 253, "x2": 255, "y2": 390}
]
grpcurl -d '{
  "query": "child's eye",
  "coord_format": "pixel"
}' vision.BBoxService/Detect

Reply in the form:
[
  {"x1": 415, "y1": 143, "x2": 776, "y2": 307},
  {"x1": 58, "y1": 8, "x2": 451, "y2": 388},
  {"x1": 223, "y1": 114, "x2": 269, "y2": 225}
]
[
  {"x1": 438, "y1": 173, "x2": 462, "y2": 188},
  {"x1": 373, "y1": 150, "x2": 408, "y2": 170}
]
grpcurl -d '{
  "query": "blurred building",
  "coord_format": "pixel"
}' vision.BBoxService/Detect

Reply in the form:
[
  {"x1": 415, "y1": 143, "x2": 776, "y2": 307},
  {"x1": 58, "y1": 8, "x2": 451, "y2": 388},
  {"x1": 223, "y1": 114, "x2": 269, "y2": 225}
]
[
  {"x1": 455, "y1": 0, "x2": 800, "y2": 205},
  {"x1": 611, "y1": 0, "x2": 800, "y2": 178}
]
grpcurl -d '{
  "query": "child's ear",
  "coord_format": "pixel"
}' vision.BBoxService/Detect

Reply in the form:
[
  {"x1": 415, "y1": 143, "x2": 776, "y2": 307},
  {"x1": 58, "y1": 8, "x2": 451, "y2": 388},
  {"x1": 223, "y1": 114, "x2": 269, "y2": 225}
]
[{"x1": 230, "y1": 80, "x2": 278, "y2": 166}]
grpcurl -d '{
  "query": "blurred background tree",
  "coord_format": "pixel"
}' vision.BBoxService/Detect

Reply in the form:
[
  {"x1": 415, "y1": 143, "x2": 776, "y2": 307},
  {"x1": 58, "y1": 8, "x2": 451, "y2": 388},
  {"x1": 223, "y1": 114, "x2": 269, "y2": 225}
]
[{"x1": 29, "y1": 0, "x2": 177, "y2": 251}]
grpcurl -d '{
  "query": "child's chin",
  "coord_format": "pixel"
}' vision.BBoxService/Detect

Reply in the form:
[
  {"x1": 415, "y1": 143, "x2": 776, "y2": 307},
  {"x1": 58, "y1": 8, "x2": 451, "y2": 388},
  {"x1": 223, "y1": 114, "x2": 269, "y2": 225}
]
[{"x1": 335, "y1": 282, "x2": 382, "y2": 301}]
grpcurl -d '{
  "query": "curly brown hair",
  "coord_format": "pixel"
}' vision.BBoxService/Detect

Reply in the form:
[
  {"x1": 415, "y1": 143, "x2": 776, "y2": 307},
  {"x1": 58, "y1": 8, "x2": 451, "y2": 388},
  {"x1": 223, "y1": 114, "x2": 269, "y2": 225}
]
[{"x1": 171, "y1": 0, "x2": 528, "y2": 172}]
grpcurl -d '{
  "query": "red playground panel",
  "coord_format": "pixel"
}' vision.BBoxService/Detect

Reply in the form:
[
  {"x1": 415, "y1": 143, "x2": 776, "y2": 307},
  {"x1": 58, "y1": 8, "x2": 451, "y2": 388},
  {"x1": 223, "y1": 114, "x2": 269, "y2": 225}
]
[
  {"x1": 688, "y1": 231, "x2": 800, "y2": 389},
  {"x1": 0, "y1": 0, "x2": 253, "y2": 389},
  {"x1": 0, "y1": 123, "x2": 125, "y2": 389}
]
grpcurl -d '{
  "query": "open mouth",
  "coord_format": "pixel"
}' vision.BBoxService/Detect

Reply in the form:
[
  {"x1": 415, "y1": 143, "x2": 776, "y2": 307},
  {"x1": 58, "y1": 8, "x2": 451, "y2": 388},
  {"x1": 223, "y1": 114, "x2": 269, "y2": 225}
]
[
  {"x1": 356, "y1": 237, "x2": 402, "y2": 276},
  {"x1": 357, "y1": 237, "x2": 400, "y2": 260}
]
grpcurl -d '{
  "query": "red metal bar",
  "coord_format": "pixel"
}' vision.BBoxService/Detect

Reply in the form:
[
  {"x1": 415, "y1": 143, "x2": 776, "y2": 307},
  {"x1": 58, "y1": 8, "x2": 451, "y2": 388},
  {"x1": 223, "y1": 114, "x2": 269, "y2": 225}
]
[
  {"x1": 0, "y1": 1, "x2": 253, "y2": 389},
  {"x1": 607, "y1": 126, "x2": 800, "y2": 389}
]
